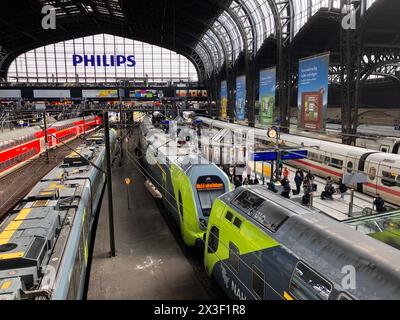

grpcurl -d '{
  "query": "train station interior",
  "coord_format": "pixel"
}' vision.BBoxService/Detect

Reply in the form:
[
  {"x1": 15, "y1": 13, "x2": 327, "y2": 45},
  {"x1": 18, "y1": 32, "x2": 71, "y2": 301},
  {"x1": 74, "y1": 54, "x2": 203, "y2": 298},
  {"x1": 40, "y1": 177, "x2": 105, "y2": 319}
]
[{"x1": 0, "y1": 0, "x2": 400, "y2": 304}]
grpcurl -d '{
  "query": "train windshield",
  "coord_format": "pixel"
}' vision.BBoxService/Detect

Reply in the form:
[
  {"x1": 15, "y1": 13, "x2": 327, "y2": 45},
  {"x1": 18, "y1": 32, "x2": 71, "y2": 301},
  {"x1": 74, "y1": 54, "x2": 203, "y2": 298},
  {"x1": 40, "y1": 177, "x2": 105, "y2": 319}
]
[
  {"x1": 196, "y1": 176, "x2": 225, "y2": 216},
  {"x1": 345, "y1": 211, "x2": 400, "y2": 250}
]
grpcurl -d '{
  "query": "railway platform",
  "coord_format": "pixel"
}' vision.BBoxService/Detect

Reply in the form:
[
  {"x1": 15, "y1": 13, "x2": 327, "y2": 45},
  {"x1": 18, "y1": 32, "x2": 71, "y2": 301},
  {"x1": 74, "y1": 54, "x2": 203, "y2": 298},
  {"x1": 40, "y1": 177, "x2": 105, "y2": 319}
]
[{"x1": 86, "y1": 137, "x2": 210, "y2": 300}]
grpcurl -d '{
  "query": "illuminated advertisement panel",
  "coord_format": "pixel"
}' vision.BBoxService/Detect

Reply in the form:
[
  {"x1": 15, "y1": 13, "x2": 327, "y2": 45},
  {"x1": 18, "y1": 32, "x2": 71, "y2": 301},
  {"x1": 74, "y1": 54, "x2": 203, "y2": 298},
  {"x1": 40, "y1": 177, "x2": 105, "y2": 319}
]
[
  {"x1": 297, "y1": 53, "x2": 330, "y2": 131},
  {"x1": 258, "y1": 68, "x2": 276, "y2": 125}
]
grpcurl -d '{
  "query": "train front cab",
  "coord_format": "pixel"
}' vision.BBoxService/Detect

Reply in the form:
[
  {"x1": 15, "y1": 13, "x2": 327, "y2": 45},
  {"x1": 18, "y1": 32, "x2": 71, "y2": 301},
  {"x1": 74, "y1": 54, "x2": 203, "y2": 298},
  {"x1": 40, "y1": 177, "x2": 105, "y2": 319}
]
[{"x1": 170, "y1": 163, "x2": 231, "y2": 248}]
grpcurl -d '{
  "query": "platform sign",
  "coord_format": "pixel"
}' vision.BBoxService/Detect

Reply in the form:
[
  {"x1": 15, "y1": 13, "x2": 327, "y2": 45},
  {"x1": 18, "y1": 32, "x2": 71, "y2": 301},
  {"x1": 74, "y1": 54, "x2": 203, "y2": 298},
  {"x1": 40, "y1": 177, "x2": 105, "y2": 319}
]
[
  {"x1": 253, "y1": 150, "x2": 308, "y2": 162},
  {"x1": 253, "y1": 152, "x2": 278, "y2": 162},
  {"x1": 281, "y1": 150, "x2": 308, "y2": 160},
  {"x1": 297, "y1": 53, "x2": 330, "y2": 131},
  {"x1": 220, "y1": 80, "x2": 228, "y2": 120},
  {"x1": 235, "y1": 75, "x2": 246, "y2": 121},
  {"x1": 259, "y1": 68, "x2": 276, "y2": 125}
]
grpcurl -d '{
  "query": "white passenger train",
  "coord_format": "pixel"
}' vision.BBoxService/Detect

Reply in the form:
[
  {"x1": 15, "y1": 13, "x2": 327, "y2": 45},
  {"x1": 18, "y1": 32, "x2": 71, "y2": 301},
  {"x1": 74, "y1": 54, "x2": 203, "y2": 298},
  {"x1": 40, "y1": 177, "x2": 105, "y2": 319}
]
[{"x1": 197, "y1": 117, "x2": 400, "y2": 207}]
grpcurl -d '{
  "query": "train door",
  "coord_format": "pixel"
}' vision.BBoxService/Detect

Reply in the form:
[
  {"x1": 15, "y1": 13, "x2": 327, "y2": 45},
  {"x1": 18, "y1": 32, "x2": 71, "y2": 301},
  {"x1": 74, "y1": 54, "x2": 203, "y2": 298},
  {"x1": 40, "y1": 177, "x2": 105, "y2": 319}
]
[
  {"x1": 393, "y1": 141, "x2": 400, "y2": 155},
  {"x1": 364, "y1": 159, "x2": 379, "y2": 196},
  {"x1": 355, "y1": 152, "x2": 377, "y2": 192},
  {"x1": 344, "y1": 153, "x2": 359, "y2": 189}
]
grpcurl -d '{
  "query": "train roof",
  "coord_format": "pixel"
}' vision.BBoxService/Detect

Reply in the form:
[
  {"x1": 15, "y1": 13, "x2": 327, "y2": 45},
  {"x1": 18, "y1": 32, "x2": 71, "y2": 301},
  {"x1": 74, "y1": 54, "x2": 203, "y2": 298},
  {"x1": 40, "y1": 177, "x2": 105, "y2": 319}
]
[
  {"x1": 220, "y1": 186, "x2": 400, "y2": 299},
  {"x1": 197, "y1": 117, "x2": 379, "y2": 157},
  {"x1": 0, "y1": 135, "x2": 108, "y2": 299},
  {"x1": 0, "y1": 126, "x2": 41, "y2": 143},
  {"x1": 50, "y1": 115, "x2": 96, "y2": 128}
]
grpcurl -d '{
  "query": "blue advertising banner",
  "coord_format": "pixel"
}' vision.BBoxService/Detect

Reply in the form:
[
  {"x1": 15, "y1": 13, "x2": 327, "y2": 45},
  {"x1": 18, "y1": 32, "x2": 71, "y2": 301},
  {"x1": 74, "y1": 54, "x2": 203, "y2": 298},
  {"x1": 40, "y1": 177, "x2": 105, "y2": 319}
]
[
  {"x1": 259, "y1": 68, "x2": 276, "y2": 125},
  {"x1": 235, "y1": 75, "x2": 246, "y2": 121},
  {"x1": 220, "y1": 80, "x2": 228, "y2": 120},
  {"x1": 297, "y1": 53, "x2": 330, "y2": 131}
]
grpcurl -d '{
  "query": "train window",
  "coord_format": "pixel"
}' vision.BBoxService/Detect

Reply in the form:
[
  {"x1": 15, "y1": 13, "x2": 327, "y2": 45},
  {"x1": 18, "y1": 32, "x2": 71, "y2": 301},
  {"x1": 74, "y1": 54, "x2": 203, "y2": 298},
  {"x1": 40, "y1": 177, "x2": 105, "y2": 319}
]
[
  {"x1": 0, "y1": 163, "x2": 4, "y2": 171},
  {"x1": 347, "y1": 161, "x2": 353, "y2": 173},
  {"x1": 252, "y1": 265, "x2": 265, "y2": 300},
  {"x1": 382, "y1": 171, "x2": 397, "y2": 187},
  {"x1": 250, "y1": 202, "x2": 289, "y2": 233},
  {"x1": 369, "y1": 167, "x2": 377, "y2": 180},
  {"x1": 196, "y1": 176, "x2": 225, "y2": 217},
  {"x1": 397, "y1": 175, "x2": 400, "y2": 188},
  {"x1": 225, "y1": 211, "x2": 234, "y2": 222},
  {"x1": 338, "y1": 293, "x2": 354, "y2": 300},
  {"x1": 331, "y1": 158, "x2": 343, "y2": 169},
  {"x1": 207, "y1": 226, "x2": 219, "y2": 254},
  {"x1": 232, "y1": 190, "x2": 264, "y2": 213},
  {"x1": 233, "y1": 217, "x2": 242, "y2": 229},
  {"x1": 10, "y1": 158, "x2": 14, "y2": 166},
  {"x1": 289, "y1": 262, "x2": 332, "y2": 300},
  {"x1": 324, "y1": 156, "x2": 331, "y2": 165},
  {"x1": 5, "y1": 160, "x2": 9, "y2": 168},
  {"x1": 380, "y1": 145, "x2": 390, "y2": 153},
  {"x1": 229, "y1": 242, "x2": 240, "y2": 273}
]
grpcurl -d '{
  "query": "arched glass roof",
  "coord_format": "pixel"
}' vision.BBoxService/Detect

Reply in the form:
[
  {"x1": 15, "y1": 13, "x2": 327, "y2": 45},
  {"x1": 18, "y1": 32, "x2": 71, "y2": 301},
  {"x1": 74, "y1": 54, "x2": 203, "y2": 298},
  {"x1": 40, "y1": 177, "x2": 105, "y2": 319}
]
[
  {"x1": 7, "y1": 34, "x2": 198, "y2": 84},
  {"x1": 194, "y1": 0, "x2": 379, "y2": 78}
]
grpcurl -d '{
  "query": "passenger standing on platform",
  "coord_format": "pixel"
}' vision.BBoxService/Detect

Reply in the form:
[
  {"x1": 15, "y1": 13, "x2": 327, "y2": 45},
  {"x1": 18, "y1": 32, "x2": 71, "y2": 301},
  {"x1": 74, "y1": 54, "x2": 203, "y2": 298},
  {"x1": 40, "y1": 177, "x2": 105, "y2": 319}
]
[
  {"x1": 281, "y1": 181, "x2": 291, "y2": 199},
  {"x1": 374, "y1": 194, "x2": 386, "y2": 212},
  {"x1": 296, "y1": 169, "x2": 305, "y2": 181},
  {"x1": 254, "y1": 177, "x2": 260, "y2": 185},
  {"x1": 294, "y1": 172, "x2": 303, "y2": 195},
  {"x1": 306, "y1": 170, "x2": 314, "y2": 181},
  {"x1": 338, "y1": 178, "x2": 348, "y2": 199},
  {"x1": 234, "y1": 177, "x2": 242, "y2": 189},
  {"x1": 283, "y1": 167, "x2": 289, "y2": 179},
  {"x1": 243, "y1": 178, "x2": 249, "y2": 186},
  {"x1": 302, "y1": 178, "x2": 312, "y2": 205}
]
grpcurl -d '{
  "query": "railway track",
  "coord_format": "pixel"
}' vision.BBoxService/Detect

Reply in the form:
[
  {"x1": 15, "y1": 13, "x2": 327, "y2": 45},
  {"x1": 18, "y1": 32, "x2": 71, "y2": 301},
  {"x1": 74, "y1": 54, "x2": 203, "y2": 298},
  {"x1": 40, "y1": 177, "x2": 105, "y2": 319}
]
[{"x1": 0, "y1": 136, "x2": 91, "y2": 221}]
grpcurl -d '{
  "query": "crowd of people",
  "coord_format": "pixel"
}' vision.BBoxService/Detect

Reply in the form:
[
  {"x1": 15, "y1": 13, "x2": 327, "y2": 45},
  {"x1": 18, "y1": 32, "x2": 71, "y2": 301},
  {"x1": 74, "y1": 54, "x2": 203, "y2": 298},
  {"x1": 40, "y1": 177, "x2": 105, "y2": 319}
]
[{"x1": 229, "y1": 165, "x2": 386, "y2": 212}]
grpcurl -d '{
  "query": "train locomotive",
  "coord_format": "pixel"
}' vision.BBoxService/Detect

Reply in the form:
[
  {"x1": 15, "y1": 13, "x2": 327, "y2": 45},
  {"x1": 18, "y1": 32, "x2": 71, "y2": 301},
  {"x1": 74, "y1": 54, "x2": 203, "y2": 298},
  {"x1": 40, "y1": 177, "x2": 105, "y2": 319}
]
[
  {"x1": 0, "y1": 129, "x2": 117, "y2": 300},
  {"x1": 204, "y1": 185, "x2": 400, "y2": 300},
  {"x1": 0, "y1": 115, "x2": 102, "y2": 178},
  {"x1": 198, "y1": 117, "x2": 400, "y2": 207},
  {"x1": 139, "y1": 116, "x2": 231, "y2": 247}
]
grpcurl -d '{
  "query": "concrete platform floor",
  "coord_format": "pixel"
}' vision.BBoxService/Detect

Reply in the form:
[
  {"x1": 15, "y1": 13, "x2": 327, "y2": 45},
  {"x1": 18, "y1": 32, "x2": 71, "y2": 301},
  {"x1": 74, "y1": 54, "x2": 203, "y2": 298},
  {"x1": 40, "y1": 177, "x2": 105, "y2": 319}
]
[{"x1": 87, "y1": 138, "x2": 210, "y2": 300}]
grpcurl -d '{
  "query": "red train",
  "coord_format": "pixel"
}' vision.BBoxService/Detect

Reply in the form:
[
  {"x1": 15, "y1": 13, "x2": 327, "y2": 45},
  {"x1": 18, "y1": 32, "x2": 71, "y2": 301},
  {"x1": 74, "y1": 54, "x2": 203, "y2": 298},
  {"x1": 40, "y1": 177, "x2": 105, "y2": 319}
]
[{"x1": 0, "y1": 115, "x2": 102, "y2": 178}]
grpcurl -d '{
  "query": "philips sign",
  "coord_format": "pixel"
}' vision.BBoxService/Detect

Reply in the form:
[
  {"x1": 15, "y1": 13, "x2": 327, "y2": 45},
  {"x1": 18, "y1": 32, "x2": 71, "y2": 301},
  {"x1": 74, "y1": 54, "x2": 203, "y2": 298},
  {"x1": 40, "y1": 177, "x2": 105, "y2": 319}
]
[{"x1": 72, "y1": 55, "x2": 136, "y2": 67}]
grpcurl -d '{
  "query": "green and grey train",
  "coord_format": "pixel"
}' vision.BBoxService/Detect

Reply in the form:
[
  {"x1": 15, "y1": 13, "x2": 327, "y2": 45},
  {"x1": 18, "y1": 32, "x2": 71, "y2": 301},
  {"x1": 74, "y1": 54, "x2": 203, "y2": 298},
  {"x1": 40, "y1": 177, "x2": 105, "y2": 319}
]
[
  {"x1": 139, "y1": 116, "x2": 231, "y2": 248},
  {"x1": 0, "y1": 129, "x2": 117, "y2": 300},
  {"x1": 204, "y1": 185, "x2": 400, "y2": 300}
]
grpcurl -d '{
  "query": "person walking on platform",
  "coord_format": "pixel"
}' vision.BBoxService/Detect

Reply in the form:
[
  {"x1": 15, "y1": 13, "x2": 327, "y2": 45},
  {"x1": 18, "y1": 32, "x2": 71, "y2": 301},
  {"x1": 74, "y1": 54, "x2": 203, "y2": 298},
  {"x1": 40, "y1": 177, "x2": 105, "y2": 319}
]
[
  {"x1": 338, "y1": 178, "x2": 348, "y2": 199},
  {"x1": 294, "y1": 172, "x2": 303, "y2": 195},
  {"x1": 254, "y1": 177, "x2": 260, "y2": 185},
  {"x1": 306, "y1": 170, "x2": 314, "y2": 182}
]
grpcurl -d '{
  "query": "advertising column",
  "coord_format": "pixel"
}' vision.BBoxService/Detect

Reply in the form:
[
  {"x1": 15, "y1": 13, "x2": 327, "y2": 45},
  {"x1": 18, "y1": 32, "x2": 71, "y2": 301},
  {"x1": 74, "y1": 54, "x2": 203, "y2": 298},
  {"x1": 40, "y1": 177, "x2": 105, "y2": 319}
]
[
  {"x1": 297, "y1": 53, "x2": 330, "y2": 131},
  {"x1": 220, "y1": 80, "x2": 228, "y2": 120},
  {"x1": 259, "y1": 67, "x2": 276, "y2": 125},
  {"x1": 235, "y1": 75, "x2": 246, "y2": 121}
]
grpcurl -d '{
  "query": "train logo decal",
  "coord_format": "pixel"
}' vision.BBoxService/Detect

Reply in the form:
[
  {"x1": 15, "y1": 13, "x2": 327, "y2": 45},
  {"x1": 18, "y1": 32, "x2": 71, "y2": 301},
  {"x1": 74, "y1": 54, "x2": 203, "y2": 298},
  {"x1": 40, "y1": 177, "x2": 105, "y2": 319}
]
[
  {"x1": 221, "y1": 265, "x2": 230, "y2": 289},
  {"x1": 220, "y1": 265, "x2": 247, "y2": 300}
]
